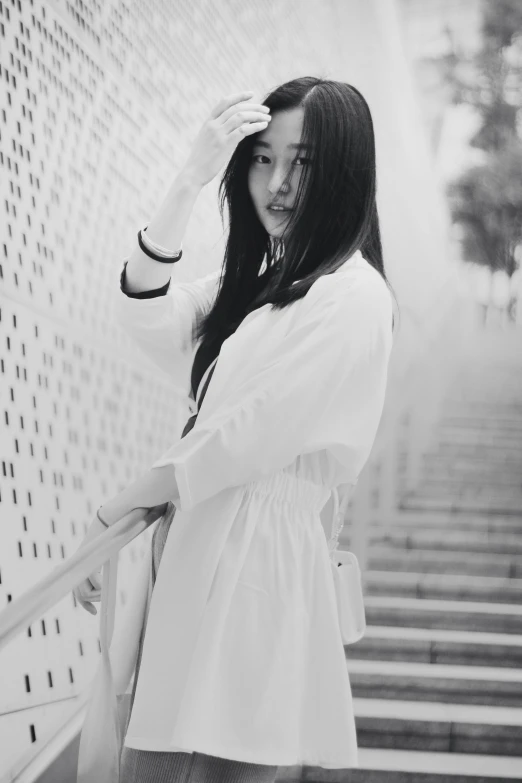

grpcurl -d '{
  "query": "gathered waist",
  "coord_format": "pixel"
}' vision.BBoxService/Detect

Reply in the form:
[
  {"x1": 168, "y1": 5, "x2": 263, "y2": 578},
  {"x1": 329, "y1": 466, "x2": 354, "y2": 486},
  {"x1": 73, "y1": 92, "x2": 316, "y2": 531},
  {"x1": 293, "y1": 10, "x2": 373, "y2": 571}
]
[{"x1": 242, "y1": 469, "x2": 332, "y2": 516}]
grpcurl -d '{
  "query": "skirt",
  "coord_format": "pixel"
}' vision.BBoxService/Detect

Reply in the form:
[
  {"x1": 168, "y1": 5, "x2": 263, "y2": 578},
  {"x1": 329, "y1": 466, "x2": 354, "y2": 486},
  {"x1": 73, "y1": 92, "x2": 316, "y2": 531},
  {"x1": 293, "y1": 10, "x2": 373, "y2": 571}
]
[{"x1": 120, "y1": 502, "x2": 280, "y2": 783}]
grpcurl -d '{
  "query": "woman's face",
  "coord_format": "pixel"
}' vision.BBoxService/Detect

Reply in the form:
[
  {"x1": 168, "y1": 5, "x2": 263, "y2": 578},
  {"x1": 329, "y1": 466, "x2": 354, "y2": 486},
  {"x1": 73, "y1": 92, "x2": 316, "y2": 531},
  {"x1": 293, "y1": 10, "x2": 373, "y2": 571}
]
[{"x1": 247, "y1": 107, "x2": 311, "y2": 239}]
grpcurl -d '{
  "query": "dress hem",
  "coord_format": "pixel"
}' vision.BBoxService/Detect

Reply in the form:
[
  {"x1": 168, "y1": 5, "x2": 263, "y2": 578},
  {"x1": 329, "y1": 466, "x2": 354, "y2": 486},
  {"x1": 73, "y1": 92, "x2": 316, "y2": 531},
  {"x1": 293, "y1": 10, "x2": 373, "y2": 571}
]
[{"x1": 123, "y1": 735, "x2": 359, "y2": 770}]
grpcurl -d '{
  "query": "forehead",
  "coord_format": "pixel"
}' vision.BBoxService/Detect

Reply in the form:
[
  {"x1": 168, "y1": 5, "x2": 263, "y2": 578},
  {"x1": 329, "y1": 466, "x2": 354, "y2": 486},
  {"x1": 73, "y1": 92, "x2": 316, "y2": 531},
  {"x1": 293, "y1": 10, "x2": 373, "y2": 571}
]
[{"x1": 253, "y1": 107, "x2": 310, "y2": 151}]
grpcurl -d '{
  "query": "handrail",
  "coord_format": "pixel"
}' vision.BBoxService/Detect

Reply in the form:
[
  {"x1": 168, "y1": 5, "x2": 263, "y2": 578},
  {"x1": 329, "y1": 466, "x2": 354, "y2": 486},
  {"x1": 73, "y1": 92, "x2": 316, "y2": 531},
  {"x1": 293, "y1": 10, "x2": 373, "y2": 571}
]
[{"x1": 0, "y1": 504, "x2": 168, "y2": 654}]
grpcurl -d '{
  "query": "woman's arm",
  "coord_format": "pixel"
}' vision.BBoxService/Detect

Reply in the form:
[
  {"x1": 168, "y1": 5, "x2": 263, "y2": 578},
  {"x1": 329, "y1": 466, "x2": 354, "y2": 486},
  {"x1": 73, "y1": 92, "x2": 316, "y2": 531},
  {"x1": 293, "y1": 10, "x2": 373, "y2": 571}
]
[
  {"x1": 149, "y1": 273, "x2": 394, "y2": 513},
  {"x1": 73, "y1": 465, "x2": 179, "y2": 614},
  {"x1": 123, "y1": 170, "x2": 202, "y2": 293},
  {"x1": 92, "y1": 464, "x2": 180, "y2": 531}
]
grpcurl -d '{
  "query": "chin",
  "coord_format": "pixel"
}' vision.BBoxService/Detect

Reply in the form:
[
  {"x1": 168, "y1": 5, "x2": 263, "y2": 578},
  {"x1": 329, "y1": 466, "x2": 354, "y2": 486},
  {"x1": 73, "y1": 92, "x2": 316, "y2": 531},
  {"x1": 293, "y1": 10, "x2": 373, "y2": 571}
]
[
  {"x1": 266, "y1": 223, "x2": 285, "y2": 237},
  {"x1": 258, "y1": 212, "x2": 286, "y2": 239}
]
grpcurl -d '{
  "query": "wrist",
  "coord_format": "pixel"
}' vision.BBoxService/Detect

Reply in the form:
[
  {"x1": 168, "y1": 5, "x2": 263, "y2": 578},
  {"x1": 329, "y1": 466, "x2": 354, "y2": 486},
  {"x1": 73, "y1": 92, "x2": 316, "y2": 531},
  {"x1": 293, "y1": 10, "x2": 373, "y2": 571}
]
[{"x1": 177, "y1": 166, "x2": 205, "y2": 193}]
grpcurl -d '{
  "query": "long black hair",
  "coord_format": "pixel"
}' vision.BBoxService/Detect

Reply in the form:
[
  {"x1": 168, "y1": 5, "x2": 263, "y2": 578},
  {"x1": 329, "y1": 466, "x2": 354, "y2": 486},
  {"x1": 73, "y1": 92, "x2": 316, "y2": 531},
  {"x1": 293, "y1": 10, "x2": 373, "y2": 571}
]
[{"x1": 194, "y1": 76, "x2": 399, "y2": 352}]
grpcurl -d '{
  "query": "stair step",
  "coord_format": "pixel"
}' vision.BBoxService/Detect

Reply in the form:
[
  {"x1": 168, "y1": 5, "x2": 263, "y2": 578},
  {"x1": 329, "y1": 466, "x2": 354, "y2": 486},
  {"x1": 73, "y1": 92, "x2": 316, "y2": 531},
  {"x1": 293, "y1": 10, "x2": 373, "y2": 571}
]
[
  {"x1": 423, "y1": 454, "x2": 522, "y2": 469},
  {"x1": 421, "y1": 480, "x2": 522, "y2": 492},
  {"x1": 424, "y1": 456, "x2": 522, "y2": 468},
  {"x1": 435, "y1": 444, "x2": 522, "y2": 456},
  {"x1": 364, "y1": 571, "x2": 522, "y2": 604},
  {"x1": 421, "y1": 478, "x2": 522, "y2": 492},
  {"x1": 436, "y1": 435, "x2": 522, "y2": 446},
  {"x1": 434, "y1": 444, "x2": 522, "y2": 455},
  {"x1": 369, "y1": 530, "x2": 522, "y2": 555},
  {"x1": 437, "y1": 428, "x2": 522, "y2": 438},
  {"x1": 375, "y1": 513, "x2": 522, "y2": 535},
  {"x1": 346, "y1": 659, "x2": 522, "y2": 707},
  {"x1": 428, "y1": 423, "x2": 522, "y2": 434},
  {"x1": 387, "y1": 508, "x2": 522, "y2": 523},
  {"x1": 364, "y1": 596, "x2": 522, "y2": 634},
  {"x1": 285, "y1": 748, "x2": 522, "y2": 782},
  {"x1": 353, "y1": 697, "x2": 522, "y2": 756},
  {"x1": 441, "y1": 410, "x2": 522, "y2": 418},
  {"x1": 359, "y1": 747, "x2": 522, "y2": 782},
  {"x1": 427, "y1": 425, "x2": 522, "y2": 437},
  {"x1": 412, "y1": 480, "x2": 522, "y2": 493},
  {"x1": 399, "y1": 496, "x2": 522, "y2": 514},
  {"x1": 439, "y1": 419, "x2": 522, "y2": 430},
  {"x1": 417, "y1": 480, "x2": 522, "y2": 495},
  {"x1": 419, "y1": 475, "x2": 522, "y2": 488},
  {"x1": 436, "y1": 436, "x2": 522, "y2": 446},
  {"x1": 368, "y1": 546, "x2": 522, "y2": 578},
  {"x1": 347, "y1": 626, "x2": 522, "y2": 668},
  {"x1": 411, "y1": 493, "x2": 522, "y2": 507},
  {"x1": 402, "y1": 493, "x2": 522, "y2": 506}
]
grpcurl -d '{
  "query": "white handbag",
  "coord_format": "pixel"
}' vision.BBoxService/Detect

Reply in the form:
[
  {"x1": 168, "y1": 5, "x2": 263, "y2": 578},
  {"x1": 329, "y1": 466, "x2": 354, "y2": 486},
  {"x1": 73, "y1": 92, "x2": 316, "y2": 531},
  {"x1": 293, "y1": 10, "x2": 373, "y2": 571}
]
[
  {"x1": 328, "y1": 486, "x2": 367, "y2": 645},
  {"x1": 330, "y1": 549, "x2": 366, "y2": 645}
]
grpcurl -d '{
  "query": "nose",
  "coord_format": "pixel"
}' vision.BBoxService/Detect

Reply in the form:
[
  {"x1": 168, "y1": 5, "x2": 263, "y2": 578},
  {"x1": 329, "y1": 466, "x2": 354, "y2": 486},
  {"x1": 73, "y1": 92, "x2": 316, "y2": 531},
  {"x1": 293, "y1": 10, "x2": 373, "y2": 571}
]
[{"x1": 267, "y1": 165, "x2": 292, "y2": 196}]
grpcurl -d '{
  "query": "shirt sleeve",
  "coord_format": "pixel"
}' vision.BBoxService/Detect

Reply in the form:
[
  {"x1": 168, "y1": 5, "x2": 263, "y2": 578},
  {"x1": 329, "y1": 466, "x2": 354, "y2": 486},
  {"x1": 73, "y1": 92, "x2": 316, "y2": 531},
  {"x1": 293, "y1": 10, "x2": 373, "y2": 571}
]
[
  {"x1": 150, "y1": 271, "x2": 394, "y2": 512},
  {"x1": 120, "y1": 259, "x2": 171, "y2": 299},
  {"x1": 112, "y1": 256, "x2": 222, "y2": 389}
]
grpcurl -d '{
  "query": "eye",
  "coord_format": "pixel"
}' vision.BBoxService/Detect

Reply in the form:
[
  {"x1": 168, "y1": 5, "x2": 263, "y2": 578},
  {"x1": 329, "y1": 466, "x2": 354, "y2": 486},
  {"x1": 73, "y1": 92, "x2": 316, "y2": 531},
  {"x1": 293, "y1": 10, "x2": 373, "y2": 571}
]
[{"x1": 251, "y1": 155, "x2": 311, "y2": 166}]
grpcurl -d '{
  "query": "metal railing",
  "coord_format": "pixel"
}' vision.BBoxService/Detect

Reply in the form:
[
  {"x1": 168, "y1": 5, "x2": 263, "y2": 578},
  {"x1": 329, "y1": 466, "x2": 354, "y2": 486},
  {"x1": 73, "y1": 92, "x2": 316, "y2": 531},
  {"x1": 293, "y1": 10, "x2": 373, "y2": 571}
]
[{"x1": 0, "y1": 505, "x2": 167, "y2": 656}]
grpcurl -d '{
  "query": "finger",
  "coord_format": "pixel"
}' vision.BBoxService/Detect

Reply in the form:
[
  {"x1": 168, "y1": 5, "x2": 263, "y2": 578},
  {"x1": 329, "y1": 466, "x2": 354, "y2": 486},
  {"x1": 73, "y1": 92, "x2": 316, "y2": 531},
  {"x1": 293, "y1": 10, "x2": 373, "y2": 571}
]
[
  {"x1": 230, "y1": 120, "x2": 270, "y2": 141},
  {"x1": 209, "y1": 91, "x2": 254, "y2": 120},
  {"x1": 219, "y1": 103, "x2": 269, "y2": 127},
  {"x1": 222, "y1": 111, "x2": 271, "y2": 133},
  {"x1": 89, "y1": 574, "x2": 102, "y2": 591},
  {"x1": 77, "y1": 595, "x2": 98, "y2": 615},
  {"x1": 77, "y1": 580, "x2": 101, "y2": 601}
]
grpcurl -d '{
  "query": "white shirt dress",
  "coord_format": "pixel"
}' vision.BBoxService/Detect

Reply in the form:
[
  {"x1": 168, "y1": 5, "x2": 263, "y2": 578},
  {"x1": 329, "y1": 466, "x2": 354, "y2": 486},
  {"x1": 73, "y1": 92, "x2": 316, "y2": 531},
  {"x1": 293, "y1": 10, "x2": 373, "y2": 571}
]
[{"x1": 108, "y1": 248, "x2": 394, "y2": 769}]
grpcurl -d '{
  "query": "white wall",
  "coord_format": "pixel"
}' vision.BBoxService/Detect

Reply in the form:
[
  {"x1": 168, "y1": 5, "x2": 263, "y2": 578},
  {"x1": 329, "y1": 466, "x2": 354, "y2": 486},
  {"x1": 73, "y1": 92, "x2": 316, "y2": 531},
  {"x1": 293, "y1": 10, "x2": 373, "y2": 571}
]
[{"x1": 0, "y1": 0, "x2": 459, "y2": 772}]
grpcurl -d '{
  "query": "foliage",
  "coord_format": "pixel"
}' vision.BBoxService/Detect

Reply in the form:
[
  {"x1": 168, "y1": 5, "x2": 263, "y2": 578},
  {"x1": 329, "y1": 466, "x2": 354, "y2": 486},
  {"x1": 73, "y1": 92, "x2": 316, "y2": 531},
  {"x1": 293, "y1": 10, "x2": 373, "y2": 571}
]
[{"x1": 440, "y1": 0, "x2": 522, "y2": 275}]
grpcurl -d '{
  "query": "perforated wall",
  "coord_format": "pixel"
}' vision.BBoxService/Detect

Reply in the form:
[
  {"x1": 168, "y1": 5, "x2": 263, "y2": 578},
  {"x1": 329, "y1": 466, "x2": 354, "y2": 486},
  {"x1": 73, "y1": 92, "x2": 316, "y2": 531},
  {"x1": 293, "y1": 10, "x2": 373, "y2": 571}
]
[{"x1": 0, "y1": 0, "x2": 359, "y2": 771}]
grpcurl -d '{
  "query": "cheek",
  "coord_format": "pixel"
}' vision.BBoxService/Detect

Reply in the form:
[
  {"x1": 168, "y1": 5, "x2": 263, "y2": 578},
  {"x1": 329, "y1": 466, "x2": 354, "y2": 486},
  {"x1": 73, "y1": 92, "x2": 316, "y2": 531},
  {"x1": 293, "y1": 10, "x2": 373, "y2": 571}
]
[{"x1": 248, "y1": 170, "x2": 263, "y2": 208}]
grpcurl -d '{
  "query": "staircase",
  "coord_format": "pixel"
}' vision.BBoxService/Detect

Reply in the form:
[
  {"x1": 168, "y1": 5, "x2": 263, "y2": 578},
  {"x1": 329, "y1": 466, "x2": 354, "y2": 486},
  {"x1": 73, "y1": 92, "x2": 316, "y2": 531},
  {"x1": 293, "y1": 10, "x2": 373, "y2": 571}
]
[
  {"x1": 289, "y1": 326, "x2": 522, "y2": 782},
  {"x1": 27, "y1": 326, "x2": 521, "y2": 783}
]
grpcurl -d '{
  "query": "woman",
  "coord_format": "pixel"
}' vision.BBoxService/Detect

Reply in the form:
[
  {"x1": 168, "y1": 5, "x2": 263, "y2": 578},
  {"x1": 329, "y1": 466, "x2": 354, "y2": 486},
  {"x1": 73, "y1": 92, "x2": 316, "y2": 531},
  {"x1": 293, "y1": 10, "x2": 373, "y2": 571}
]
[{"x1": 74, "y1": 77, "x2": 398, "y2": 782}]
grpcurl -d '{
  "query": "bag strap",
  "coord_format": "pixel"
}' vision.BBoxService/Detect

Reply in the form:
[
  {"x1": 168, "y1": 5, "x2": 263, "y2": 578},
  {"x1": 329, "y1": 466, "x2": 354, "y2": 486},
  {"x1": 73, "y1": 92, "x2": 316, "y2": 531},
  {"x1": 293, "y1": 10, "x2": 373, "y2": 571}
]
[
  {"x1": 100, "y1": 552, "x2": 119, "y2": 651},
  {"x1": 328, "y1": 483, "x2": 354, "y2": 561},
  {"x1": 195, "y1": 356, "x2": 218, "y2": 409}
]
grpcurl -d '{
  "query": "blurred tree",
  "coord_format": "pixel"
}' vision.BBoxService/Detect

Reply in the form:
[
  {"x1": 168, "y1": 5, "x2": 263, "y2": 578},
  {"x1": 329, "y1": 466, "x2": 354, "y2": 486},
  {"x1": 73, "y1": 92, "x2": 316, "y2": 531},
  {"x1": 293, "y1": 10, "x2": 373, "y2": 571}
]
[{"x1": 440, "y1": 0, "x2": 522, "y2": 276}]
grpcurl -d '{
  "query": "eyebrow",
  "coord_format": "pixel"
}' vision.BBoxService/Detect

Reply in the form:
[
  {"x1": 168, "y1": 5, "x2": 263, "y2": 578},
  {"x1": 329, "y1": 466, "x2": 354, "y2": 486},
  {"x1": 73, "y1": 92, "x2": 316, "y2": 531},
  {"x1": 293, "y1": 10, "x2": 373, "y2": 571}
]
[{"x1": 252, "y1": 140, "x2": 313, "y2": 150}]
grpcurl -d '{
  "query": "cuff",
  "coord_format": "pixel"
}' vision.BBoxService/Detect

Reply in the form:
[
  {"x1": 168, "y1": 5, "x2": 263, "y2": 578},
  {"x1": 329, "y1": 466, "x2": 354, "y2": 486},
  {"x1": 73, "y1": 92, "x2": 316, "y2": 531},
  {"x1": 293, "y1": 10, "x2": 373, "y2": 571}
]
[
  {"x1": 120, "y1": 260, "x2": 171, "y2": 299},
  {"x1": 151, "y1": 458, "x2": 193, "y2": 513}
]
